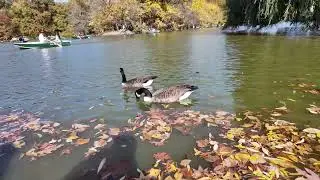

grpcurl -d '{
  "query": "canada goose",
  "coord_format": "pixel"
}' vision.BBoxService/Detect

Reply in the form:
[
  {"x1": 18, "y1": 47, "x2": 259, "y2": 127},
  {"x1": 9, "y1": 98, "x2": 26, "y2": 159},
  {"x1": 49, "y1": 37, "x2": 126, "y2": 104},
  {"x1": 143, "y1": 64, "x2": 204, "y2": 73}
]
[
  {"x1": 120, "y1": 68, "x2": 158, "y2": 88},
  {"x1": 135, "y1": 84, "x2": 198, "y2": 103}
]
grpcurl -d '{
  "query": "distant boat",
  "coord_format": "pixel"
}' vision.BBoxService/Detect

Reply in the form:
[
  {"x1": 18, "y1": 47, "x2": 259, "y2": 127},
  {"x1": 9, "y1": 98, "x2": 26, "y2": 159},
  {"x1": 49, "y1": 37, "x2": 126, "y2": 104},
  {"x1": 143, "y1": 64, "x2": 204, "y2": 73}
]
[{"x1": 14, "y1": 40, "x2": 71, "y2": 49}]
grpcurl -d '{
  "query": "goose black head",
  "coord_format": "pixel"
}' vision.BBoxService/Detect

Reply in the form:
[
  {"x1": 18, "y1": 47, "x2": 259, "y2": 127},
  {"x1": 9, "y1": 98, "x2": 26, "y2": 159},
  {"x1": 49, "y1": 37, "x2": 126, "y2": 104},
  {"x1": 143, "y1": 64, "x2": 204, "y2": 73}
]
[{"x1": 135, "y1": 88, "x2": 152, "y2": 99}]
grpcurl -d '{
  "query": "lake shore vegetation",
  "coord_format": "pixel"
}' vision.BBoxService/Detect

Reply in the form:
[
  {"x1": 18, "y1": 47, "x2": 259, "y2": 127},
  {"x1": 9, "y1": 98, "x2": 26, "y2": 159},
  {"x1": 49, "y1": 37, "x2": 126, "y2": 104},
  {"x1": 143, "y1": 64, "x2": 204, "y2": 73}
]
[{"x1": 0, "y1": 0, "x2": 225, "y2": 41}]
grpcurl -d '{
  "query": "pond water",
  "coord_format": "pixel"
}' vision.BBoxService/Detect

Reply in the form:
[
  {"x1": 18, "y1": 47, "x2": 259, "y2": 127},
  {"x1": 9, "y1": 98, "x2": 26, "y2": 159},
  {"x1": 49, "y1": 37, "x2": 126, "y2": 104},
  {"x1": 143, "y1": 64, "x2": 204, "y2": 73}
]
[{"x1": 0, "y1": 30, "x2": 319, "y2": 179}]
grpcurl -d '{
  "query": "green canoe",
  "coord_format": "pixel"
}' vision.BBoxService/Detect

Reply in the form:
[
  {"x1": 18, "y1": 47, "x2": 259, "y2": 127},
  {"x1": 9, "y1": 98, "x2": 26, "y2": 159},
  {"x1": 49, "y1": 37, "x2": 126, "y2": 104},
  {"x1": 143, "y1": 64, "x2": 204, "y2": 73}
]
[{"x1": 14, "y1": 40, "x2": 71, "y2": 49}]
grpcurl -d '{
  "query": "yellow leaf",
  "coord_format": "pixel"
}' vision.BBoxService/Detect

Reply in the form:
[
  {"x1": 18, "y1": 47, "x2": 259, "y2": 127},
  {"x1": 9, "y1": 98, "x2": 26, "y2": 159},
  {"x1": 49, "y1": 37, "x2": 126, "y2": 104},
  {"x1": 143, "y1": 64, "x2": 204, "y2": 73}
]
[
  {"x1": 234, "y1": 152, "x2": 250, "y2": 163},
  {"x1": 149, "y1": 168, "x2": 160, "y2": 177},
  {"x1": 249, "y1": 153, "x2": 266, "y2": 164},
  {"x1": 194, "y1": 148, "x2": 201, "y2": 156},
  {"x1": 152, "y1": 133, "x2": 163, "y2": 140},
  {"x1": 174, "y1": 171, "x2": 183, "y2": 180},
  {"x1": 66, "y1": 132, "x2": 79, "y2": 142},
  {"x1": 13, "y1": 140, "x2": 26, "y2": 149},
  {"x1": 267, "y1": 157, "x2": 296, "y2": 168},
  {"x1": 287, "y1": 155, "x2": 299, "y2": 162},
  {"x1": 164, "y1": 176, "x2": 174, "y2": 180},
  {"x1": 167, "y1": 163, "x2": 177, "y2": 173}
]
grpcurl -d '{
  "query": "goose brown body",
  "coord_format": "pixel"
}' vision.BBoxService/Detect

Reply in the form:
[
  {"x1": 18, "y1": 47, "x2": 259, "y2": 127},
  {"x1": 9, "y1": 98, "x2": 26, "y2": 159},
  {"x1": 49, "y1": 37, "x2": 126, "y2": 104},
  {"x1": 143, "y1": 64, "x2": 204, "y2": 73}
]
[
  {"x1": 135, "y1": 84, "x2": 198, "y2": 103},
  {"x1": 120, "y1": 68, "x2": 157, "y2": 88}
]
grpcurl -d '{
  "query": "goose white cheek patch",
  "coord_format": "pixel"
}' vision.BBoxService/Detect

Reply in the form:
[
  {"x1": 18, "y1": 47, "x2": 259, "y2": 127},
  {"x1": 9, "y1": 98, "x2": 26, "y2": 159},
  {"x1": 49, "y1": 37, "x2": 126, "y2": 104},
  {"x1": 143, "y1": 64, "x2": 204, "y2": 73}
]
[{"x1": 135, "y1": 92, "x2": 141, "y2": 97}]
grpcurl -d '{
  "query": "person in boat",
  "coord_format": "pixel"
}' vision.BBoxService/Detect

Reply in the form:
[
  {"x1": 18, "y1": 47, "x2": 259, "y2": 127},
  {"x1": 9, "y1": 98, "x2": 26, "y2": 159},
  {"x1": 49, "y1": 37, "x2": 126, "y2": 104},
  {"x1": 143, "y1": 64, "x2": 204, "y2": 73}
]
[
  {"x1": 18, "y1": 36, "x2": 27, "y2": 43},
  {"x1": 38, "y1": 32, "x2": 48, "y2": 43},
  {"x1": 55, "y1": 30, "x2": 62, "y2": 44}
]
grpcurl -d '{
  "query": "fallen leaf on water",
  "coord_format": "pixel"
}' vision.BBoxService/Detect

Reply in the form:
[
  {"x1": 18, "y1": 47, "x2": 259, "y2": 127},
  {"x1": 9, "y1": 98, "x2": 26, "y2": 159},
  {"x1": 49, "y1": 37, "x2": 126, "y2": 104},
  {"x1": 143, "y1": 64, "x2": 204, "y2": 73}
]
[
  {"x1": 180, "y1": 159, "x2": 191, "y2": 167},
  {"x1": 109, "y1": 128, "x2": 120, "y2": 136},
  {"x1": 94, "y1": 124, "x2": 106, "y2": 130},
  {"x1": 303, "y1": 128, "x2": 320, "y2": 134},
  {"x1": 296, "y1": 168, "x2": 320, "y2": 180},
  {"x1": 66, "y1": 132, "x2": 79, "y2": 143},
  {"x1": 72, "y1": 123, "x2": 90, "y2": 132},
  {"x1": 306, "y1": 105, "x2": 320, "y2": 115},
  {"x1": 13, "y1": 140, "x2": 26, "y2": 149},
  {"x1": 217, "y1": 145, "x2": 234, "y2": 156},
  {"x1": 84, "y1": 147, "x2": 97, "y2": 158},
  {"x1": 53, "y1": 122, "x2": 60, "y2": 127},
  {"x1": 153, "y1": 152, "x2": 171, "y2": 161},
  {"x1": 148, "y1": 168, "x2": 160, "y2": 177},
  {"x1": 262, "y1": 147, "x2": 270, "y2": 156},
  {"x1": 98, "y1": 133, "x2": 109, "y2": 140},
  {"x1": 196, "y1": 139, "x2": 209, "y2": 148},
  {"x1": 249, "y1": 153, "x2": 266, "y2": 164},
  {"x1": 60, "y1": 147, "x2": 72, "y2": 156},
  {"x1": 271, "y1": 112, "x2": 282, "y2": 117},
  {"x1": 75, "y1": 138, "x2": 90, "y2": 145},
  {"x1": 174, "y1": 171, "x2": 183, "y2": 180},
  {"x1": 164, "y1": 176, "x2": 174, "y2": 180},
  {"x1": 94, "y1": 139, "x2": 107, "y2": 148},
  {"x1": 234, "y1": 152, "x2": 250, "y2": 163}
]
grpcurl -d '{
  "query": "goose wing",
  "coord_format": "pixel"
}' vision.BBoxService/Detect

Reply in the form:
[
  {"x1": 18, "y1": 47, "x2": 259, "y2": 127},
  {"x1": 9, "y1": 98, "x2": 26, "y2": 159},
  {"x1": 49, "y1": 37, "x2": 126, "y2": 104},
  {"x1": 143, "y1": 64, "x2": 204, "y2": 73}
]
[
  {"x1": 153, "y1": 84, "x2": 198, "y2": 103},
  {"x1": 126, "y1": 76, "x2": 157, "y2": 86}
]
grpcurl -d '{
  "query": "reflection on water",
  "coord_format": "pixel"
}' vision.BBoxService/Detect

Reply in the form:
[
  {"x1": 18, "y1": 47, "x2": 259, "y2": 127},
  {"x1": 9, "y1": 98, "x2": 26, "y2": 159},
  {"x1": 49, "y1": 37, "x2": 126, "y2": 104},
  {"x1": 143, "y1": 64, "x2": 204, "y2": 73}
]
[{"x1": 0, "y1": 30, "x2": 319, "y2": 180}]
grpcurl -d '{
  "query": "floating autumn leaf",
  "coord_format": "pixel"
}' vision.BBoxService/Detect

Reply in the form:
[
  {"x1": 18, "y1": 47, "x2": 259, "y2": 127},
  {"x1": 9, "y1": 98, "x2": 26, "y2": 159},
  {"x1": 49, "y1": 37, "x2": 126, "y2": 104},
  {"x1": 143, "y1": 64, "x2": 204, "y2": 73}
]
[
  {"x1": 109, "y1": 128, "x2": 120, "y2": 136},
  {"x1": 217, "y1": 145, "x2": 234, "y2": 156},
  {"x1": 222, "y1": 156, "x2": 238, "y2": 167},
  {"x1": 75, "y1": 138, "x2": 90, "y2": 145},
  {"x1": 174, "y1": 171, "x2": 183, "y2": 180},
  {"x1": 271, "y1": 112, "x2": 282, "y2": 117},
  {"x1": 97, "y1": 133, "x2": 109, "y2": 140},
  {"x1": 148, "y1": 168, "x2": 161, "y2": 178},
  {"x1": 180, "y1": 159, "x2": 191, "y2": 167},
  {"x1": 306, "y1": 105, "x2": 320, "y2": 115},
  {"x1": 196, "y1": 139, "x2": 209, "y2": 148},
  {"x1": 234, "y1": 152, "x2": 250, "y2": 163},
  {"x1": 226, "y1": 128, "x2": 244, "y2": 140},
  {"x1": 13, "y1": 140, "x2": 26, "y2": 148},
  {"x1": 84, "y1": 147, "x2": 98, "y2": 158},
  {"x1": 275, "y1": 106, "x2": 288, "y2": 112},
  {"x1": 53, "y1": 122, "x2": 60, "y2": 127},
  {"x1": 72, "y1": 123, "x2": 90, "y2": 132},
  {"x1": 66, "y1": 132, "x2": 79, "y2": 143},
  {"x1": 153, "y1": 152, "x2": 171, "y2": 161},
  {"x1": 94, "y1": 139, "x2": 107, "y2": 148},
  {"x1": 166, "y1": 163, "x2": 177, "y2": 173},
  {"x1": 94, "y1": 124, "x2": 106, "y2": 130},
  {"x1": 249, "y1": 153, "x2": 266, "y2": 164},
  {"x1": 303, "y1": 128, "x2": 320, "y2": 134},
  {"x1": 60, "y1": 147, "x2": 72, "y2": 156}
]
